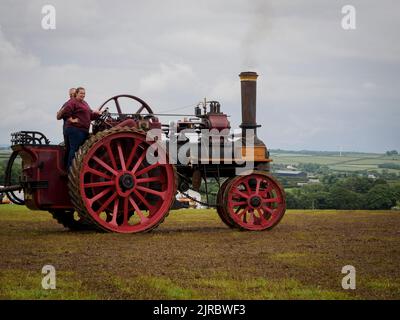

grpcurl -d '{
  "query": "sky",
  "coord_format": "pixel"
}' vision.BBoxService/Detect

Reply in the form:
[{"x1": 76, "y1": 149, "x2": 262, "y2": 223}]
[{"x1": 0, "y1": 0, "x2": 399, "y2": 153}]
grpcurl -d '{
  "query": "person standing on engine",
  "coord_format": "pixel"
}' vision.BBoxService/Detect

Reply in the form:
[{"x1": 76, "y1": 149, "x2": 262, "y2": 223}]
[
  {"x1": 57, "y1": 88, "x2": 76, "y2": 121},
  {"x1": 57, "y1": 88, "x2": 76, "y2": 166},
  {"x1": 59, "y1": 87, "x2": 102, "y2": 169}
]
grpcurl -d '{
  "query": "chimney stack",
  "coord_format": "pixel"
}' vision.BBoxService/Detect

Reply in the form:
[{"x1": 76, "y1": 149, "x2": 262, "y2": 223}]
[{"x1": 239, "y1": 71, "x2": 263, "y2": 145}]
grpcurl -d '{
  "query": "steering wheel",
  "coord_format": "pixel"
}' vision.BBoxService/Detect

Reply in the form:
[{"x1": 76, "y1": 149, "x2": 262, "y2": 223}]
[
  {"x1": 92, "y1": 107, "x2": 112, "y2": 128},
  {"x1": 92, "y1": 94, "x2": 155, "y2": 133},
  {"x1": 98, "y1": 94, "x2": 154, "y2": 116}
]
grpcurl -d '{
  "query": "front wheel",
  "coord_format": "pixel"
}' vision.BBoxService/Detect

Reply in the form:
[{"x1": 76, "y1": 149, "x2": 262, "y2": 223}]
[
  {"x1": 216, "y1": 178, "x2": 236, "y2": 228},
  {"x1": 222, "y1": 172, "x2": 286, "y2": 231}
]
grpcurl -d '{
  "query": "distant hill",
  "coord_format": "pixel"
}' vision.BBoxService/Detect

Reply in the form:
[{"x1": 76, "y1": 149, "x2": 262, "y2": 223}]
[
  {"x1": 270, "y1": 149, "x2": 400, "y2": 175},
  {"x1": 269, "y1": 149, "x2": 381, "y2": 157}
]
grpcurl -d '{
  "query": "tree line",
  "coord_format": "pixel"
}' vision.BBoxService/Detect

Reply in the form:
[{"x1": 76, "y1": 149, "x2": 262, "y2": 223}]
[{"x1": 286, "y1": 176, "x2": 400, "y2": 210}]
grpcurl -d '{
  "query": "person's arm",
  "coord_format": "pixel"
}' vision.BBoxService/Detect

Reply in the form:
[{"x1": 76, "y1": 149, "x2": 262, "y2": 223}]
[
  {"x1": 61, "y1": 101, "x2": 74, "y2": 119},
  {"x1": 90, "y1": 109, "x2": 102, "y2": 121},
  {"x1": 61, "y1": 101, "x2": 79, "y2": 124},
  {"x1": 88, "y1": 102, "x2": 102, "y2": 120},
  {"x1": 56, "y1": 106, "x2": 65, "y2": 120}
]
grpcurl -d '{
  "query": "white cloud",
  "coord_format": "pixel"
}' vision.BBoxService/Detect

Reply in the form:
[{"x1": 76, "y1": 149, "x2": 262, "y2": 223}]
[
  {"x1": 0, "y1": 0, "x2": 399, "y2": 152},
  {"x1": 0, "y1": 26, "x2": 38, "y2": 70},
  {"x1": 139, "y1": 63, "x2": 196, "y2": 94}
]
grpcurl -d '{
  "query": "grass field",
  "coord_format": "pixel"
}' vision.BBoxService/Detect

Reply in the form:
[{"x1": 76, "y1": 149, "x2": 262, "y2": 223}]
[
  {"x1": 270, "y1": 152, "x2": 400, "y2": 174},
  {"x1": 0, "y1": 205, "x2": 399, "y2": 300}
]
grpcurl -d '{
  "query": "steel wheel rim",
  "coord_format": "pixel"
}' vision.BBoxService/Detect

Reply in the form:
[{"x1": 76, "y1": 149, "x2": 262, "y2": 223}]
[
  {"x1": 217, "y1": 178, "x2": 236, "y2": 227},
  {"x1": 225, "y1": 173, "x2": 286, "y2": 231},
  {"x1": 79, "y1": 131, "x2": 175, "y2": 233}
]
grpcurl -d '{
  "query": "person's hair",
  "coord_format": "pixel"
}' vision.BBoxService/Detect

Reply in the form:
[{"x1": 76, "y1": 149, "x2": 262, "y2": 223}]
[
  {"x1": 76, "y1": 87, "x2": 85, "y2": 94},
  {"x1": 69, "y1": 88, "x2": 77, "y2": 97}
]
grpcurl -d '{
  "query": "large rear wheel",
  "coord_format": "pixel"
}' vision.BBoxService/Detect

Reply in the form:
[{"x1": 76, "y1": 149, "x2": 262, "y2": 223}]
[{"x1": 68, "y1": 127, "x2": 176, "y2": 233}]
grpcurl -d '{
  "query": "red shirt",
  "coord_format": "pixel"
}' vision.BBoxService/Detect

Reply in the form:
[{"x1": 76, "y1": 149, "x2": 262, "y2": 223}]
[
  {"x1": 59, "y1": 98, "x2": 75, "y2": 127},
  {"x1": 61, "y1": 99, "x2": 99, "y2": 132}
]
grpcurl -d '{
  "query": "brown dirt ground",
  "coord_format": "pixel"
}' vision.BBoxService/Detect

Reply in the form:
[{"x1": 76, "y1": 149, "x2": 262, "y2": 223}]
[{"x1": 0, "y1": 206, "x2": 399, "y2": 299}]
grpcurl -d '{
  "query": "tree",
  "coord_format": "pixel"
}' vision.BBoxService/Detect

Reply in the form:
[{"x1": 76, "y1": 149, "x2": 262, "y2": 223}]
[
  {"x1": 386, "y1": 150, "x2": 398, "y2": 156},
  {"x1": 286, "y1": 192, "x2": 300, "y2": 209},
  {"x1": 327, "y1": 185, "x2": 366, "y2": 210},
  {"x1": 365, "y1": 184, "x2": 397, "y2": 210},
  {"x1": 336, "y1": 176, "x2": 375, "y2": 194},
  {"x1": 322, "y1": 174, "x2": 340, "y2": 186}
]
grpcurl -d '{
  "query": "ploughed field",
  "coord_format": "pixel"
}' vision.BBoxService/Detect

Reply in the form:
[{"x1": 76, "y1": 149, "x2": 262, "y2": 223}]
[{"x1": 0, "y1": 205, "x2": 399, "y2": 299}]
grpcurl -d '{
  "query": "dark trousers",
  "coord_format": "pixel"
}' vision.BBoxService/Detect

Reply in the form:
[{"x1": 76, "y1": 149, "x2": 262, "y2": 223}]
[
  {"x1": 63, "y1": 125, "x2": 70, "y2": 168},
  {"x1": 65, "y1": 127, "x2": 89, "y2": 170}
]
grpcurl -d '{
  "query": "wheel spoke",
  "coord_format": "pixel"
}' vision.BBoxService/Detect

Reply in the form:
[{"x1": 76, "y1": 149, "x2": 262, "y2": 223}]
[
  {"x1": 243, "y1": 180, "x2": 252, "y2": 194},
  {"x1": 136, "y1": 185, "x2": 166, "y2": 200},
  {"x1": 233, "y1": 190, "x2": 249, "y2": 199},
  {"x1": 263, "y1": 206, "x2": 275, "y2": 216},
  {"x1": 114, "y1": 97, "x2": 122, "y2": 114},
  {"x1": 263, "y1": 198, "x2": 279, "y2": 204},
  {"x1": 255, "y1": 178, "x2": 261, "y2": 193},
  {"x1": 263, "y1": 184, "x2": 273, "y2": 195},
  {"x1": 133, "y1": 189, "x2": 156, "y2": 212},
  {"x1": 237, "y1": 208, "x2": 247, "y2": 219},
  {"x1": 129, "y1": 196, "x2": 150, "y2": 224},
  {"x1": 232, "y1": 201, "x2": 247, "y2": 207},
  {"x1": 256, "y1": 208, "x2": 268, "y2": 224},
  {"x1": 242, "y1": 209, "x2": 248, "y2": 223},
  {"x1": 95, "y1": 192, "x2": 118, "y2": 216},
  {"x1": 123, "y1": 197, "x2": 129, "y2": 226},
  {"x1": 131, "y1": 151, "x2": 146, "y2": 174},
  {"x1": 137, "y1": 104, "x2": 145, "y2": 114},
  {"x1": 84, "y1": 180, "x2": 115, "y2": 188},
  {"x1": 110, "y1": 198, "x2": 120, "y2": 227},
  {"x1": 248, "y1": 210, "x2": 255, "y2": 224},
  {"x1": 85, "y1": 167, "x2": 112, "y2": 180},
  {"x1": 135, "y1": 162, "x2": 160, "y2": 177},
  {"x1": 136, "y1": 176, "x2": 161, "y2": 184},
  {"x1": 106, "y1": 144, "x2": 118, "y2": 170},
  {"x1": 87, "y1": 187, "x2": 112, "y2": 207},
  {"x1": 93, "y1": 156, "x2": 118, "y2": 176},
  {"x1": 117, "y1": 142, "x2": 126, "y2": 171},
  {"x1": 126, "y1": 140, "x2": 141, "y2": 170}
]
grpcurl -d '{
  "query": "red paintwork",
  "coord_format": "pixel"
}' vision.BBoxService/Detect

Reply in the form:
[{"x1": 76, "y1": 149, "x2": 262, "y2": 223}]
[
  {"x1": 78, "y1": 131, "x2": 175, "y2": 233},
  {"x1": 207, "y1": 114, "x2": 230, "y2": 131},
  {"x1": 225, "y1": 173, "x2": 285, "y2": 230},
  {"x1": 12, "y1": 144, "x2": 73, "y2": 211},
  {"x1": 114, "y1": 117, "x2": 161, "y2": 130}
]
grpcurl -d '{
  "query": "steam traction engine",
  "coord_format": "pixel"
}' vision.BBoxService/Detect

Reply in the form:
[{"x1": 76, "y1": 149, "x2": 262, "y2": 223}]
[{"x1": 1, "y1": 72, "x2": 286, "y2": 233}]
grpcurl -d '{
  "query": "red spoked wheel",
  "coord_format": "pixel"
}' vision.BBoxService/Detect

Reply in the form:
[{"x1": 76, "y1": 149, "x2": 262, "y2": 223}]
[
  {"x1": 68, "y1": 127, "x2": 176, "y2": 233},
  {"x1": 216, "y1": 178, "x2": 236, "y2": 228},
  {"x1": 222, "y1": 172, "x2": 286, "y2": 231}
]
